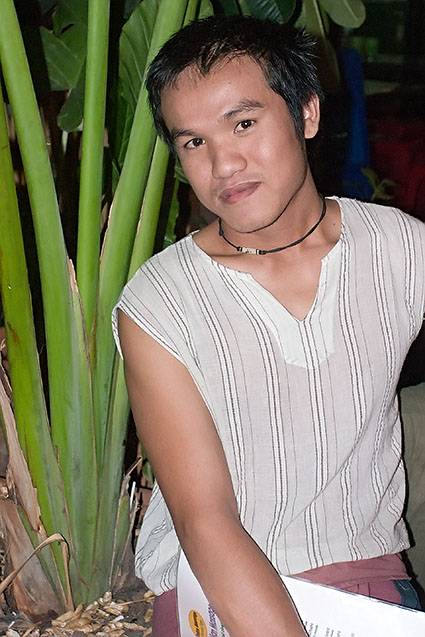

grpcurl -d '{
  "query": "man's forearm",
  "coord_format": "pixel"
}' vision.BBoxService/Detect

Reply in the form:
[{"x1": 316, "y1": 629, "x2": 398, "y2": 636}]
[{"x1": 177, "y1": 515, "x2": 307, "y2": 636}]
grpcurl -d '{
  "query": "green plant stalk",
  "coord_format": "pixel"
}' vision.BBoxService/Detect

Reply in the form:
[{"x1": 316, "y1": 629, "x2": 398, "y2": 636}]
[
  {"x1": 184, "y1": 0, "x2": 200, "y2": 22},
  {"x1": 0, "y1": 0, "x2": 77, "y2": 468},
  {"x1": 127, "y1": 0, "x2": 202, "y2": 278},
  {"x1": 0, "y1": 89, "x2": 70, "y2": 602},
  {"x1": 0, "y1": 3, "x2": 77, "y2": 437},
  {"x1": 66, "y1": 265, "x2": 98, "y2": 601},
  {"x1": 109, "y1": 494, "x2": 131, "y2": 586},
  {"x1": 0, "y1": 1, "x2": 97, "y2": 602},
  {"x1": 88, "y1": 138, "x2": 170, "y2": 593},
  {"x1": 77, "y1": 0, "x2": 111, "y2": 334},
  {"x1": 93, "y1": 0, "x2": 191, "y2": 466},
  {"x1": 128, "y1": 137, "x2": 170, "y2": 278},
  {"x1": 88, "y1": 358, "x2": 130, "y2": 599}
]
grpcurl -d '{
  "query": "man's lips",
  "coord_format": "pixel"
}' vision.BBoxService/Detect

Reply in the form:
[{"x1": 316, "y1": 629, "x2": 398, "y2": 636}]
[{"x1": 219, "y1": 181, "x2": 260, "y2": 205}]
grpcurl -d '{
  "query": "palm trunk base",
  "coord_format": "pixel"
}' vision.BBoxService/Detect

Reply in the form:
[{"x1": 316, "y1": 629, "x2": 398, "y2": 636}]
[{"x1": 0, "y1": 499, "x2": 64, "y2": 621}]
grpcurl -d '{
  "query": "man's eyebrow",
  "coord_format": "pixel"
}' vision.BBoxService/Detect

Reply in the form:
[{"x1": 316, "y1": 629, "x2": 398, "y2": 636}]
[
  {"x1": 170, "y1": 99, "x2": 265, "y2": 144},
  {"x1": 220, "y1": 99, "x2": 265, "y2": 122},
  {"x1": 170, "y1": 127, "x2": 198, "y2": 143}
]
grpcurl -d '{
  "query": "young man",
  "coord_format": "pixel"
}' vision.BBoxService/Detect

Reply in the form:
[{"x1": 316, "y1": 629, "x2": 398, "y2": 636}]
[{"x1": 113, "y1": 15, "x2": 425, "y2": 636}]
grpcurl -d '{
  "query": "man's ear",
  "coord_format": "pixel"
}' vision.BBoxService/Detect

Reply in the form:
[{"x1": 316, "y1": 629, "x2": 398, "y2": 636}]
[{"x1": 303, "y1": 94, "x2": 320, "y2": 140}]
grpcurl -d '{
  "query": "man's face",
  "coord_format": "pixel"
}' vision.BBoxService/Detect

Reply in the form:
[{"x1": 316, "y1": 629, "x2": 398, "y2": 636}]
[{"x1": 161, "y1": 56, "x2": 319, "y2": 235}]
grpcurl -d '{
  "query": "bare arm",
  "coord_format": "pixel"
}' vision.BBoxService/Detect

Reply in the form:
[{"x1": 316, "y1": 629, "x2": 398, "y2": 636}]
[{"x1": 118, "y1": 310, "x2": 306, "y2": 636}]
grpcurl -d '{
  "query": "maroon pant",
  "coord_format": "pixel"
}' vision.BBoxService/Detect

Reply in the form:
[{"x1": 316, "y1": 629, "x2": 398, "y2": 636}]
[
  {"x1": 151, "y1": 579, "x2": 419, "y2": 637},
  {"x1": 152, "y1": 588, "x2": 179, "y2": 637}
]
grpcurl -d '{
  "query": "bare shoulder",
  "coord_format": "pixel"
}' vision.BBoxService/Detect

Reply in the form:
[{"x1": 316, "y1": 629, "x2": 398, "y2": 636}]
[{"x1": 117, "y1": 309, "x2": 237, "y2": 518}]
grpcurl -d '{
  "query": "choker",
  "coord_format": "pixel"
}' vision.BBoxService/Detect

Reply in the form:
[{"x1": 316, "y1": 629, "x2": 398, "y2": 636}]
[{"x1": 218, "y1": 194, "x2": 327, "y2": 255}]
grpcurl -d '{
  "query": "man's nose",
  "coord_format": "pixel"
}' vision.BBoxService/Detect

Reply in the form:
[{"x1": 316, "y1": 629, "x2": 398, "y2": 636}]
[{"x1": 210, "y1": 142, "x2": 247, "y2": 179}]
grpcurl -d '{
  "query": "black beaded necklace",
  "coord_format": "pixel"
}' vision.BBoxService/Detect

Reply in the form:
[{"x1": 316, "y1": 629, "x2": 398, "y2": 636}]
[{"x1": 218, "y1": 194, "x2": 327, "y2": 255}]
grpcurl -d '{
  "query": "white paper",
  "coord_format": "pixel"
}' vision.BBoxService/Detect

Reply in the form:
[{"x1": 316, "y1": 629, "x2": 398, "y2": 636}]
[{"x1": 177, "y1": 551, "x2": 425, "y2": 637}]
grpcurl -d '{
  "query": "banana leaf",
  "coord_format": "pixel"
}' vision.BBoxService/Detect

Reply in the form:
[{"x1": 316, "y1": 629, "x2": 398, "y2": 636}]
[
  {"x1": 318, "y1": 0, "x2": 365, "y2": 28},
  {"x1": 238, "y1": 0, "x2": 296, "y2": 22}
]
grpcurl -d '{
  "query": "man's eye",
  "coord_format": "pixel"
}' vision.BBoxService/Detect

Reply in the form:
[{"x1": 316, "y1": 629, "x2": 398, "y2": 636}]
[
  {"x1": 185, "y1": 137, "x2": 204, "y2": 149},
  {"x1": 235, "y1": 119, "x2": 255, "y2": 132}
]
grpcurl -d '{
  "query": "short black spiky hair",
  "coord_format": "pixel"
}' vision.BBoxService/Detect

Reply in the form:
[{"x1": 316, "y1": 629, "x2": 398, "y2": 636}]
[{"x1": 145, "y1": 15, "x2": 323, "y2": 151}]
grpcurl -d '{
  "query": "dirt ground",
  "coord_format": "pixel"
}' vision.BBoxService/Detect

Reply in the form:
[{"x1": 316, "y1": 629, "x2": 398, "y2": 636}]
[
  {"x1": 0, "y1": 520, "x2": 156, "y2": 636},
  {"x1": 0, "y1": 580, "x2": 155, "y2": 636}
]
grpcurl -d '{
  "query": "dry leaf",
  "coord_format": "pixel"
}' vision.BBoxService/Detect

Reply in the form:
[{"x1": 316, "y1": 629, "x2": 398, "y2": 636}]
[
  {"x1": 143, "y1": 590, "x2": 155, "y2": 601},
  {"x1": 0, "y1": 503, "x2": 65, "y2": 620},
  {"x1": 106, "y1": 601, "x2": 129, "y2": 612},
  {"x1": 84, "y1": 600, "x2": 98, "y2": 612},
  {"x1": 99, "y1": 591, "x2": 112, "y2": 605},
  {"x1": 122, "y1": 621, "x2": 148, "y2": 630},
  {"x1": 62, "y1": 615, "x2": 91, "y2": 629},
  {"x1": 10, "y1": 586, "x2": 155, "y2": 636},
  {"x1": 103, "y1": 605, "x2": 122, "y2": 617},
  {"x1": 52, "y1": 604, "x2": 83, "y2": 625}
]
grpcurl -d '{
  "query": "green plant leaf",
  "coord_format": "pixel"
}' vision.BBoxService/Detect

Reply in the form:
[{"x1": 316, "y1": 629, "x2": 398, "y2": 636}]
[
  {"x1": 39, "y1": 0, "x2": 88, "y2": 132},
  {"x1": 40, "y1": 23, "x2": 87, "y2": 91},
  {"x1": 119, "y1": 0, "x2": 160, "y2": 112},
  {"x1": 300, "y1": 0, "x2": 326, "y2": 36},
  {"x1": 298, "y1": 0, "x2": 340, "y2": 92},
  {"x1": 124, "y1": 0, "x2": 142, "y2": 19},
  {"x1": 57, "y1": 67, "x2": 85, "y2": 131},
  {"x1": 53, "y1": 0, "x2": 88, "y2": 34},
  {"x1": 212, "y1": 0, "x2": 241, "y2": 14},
  {"x1": 318, "y1": 0, "x2": 365, "y2": 28},
  {"x1": 37, "y1": 0, "x2": 58, "y2": 13},
  {"x1": 198, "y1": 0, "x2": 215, "y2": 19},
  {"x1": 112, "y1": 93, "x2": 134, "y2": 171},
  {"x1": 239, "y1": 0, "x2": 296, "y2": 22}
]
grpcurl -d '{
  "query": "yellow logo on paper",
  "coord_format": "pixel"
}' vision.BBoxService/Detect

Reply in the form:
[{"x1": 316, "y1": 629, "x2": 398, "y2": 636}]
[{"x1": 188, "y1": 609, "x2": 207, "y2": 636}]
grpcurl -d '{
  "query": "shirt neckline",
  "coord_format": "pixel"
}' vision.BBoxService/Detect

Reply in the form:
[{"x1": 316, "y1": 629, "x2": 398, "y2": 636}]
[{"x1": 188, "y1": 196, "x2": 345, "y2": 283}]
